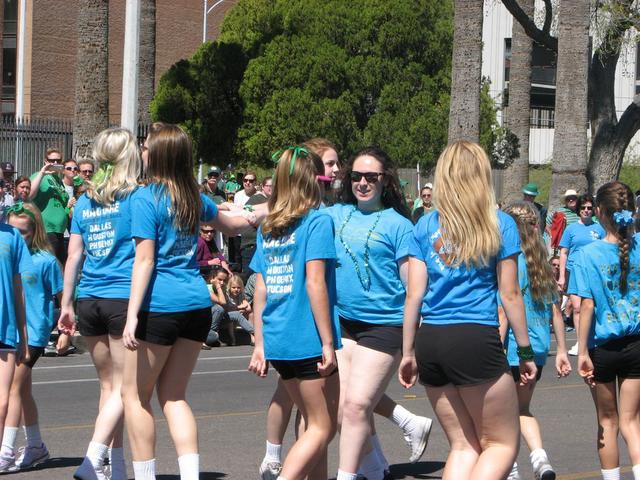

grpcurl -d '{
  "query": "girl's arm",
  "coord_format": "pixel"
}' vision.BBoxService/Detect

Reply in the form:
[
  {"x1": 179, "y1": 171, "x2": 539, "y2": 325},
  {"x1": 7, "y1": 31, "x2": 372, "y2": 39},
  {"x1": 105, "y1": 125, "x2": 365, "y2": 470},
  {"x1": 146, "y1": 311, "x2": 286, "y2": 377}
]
[
  {"x1": 551, "y1": 303, "x2": 571, "y2": 377},
  {"x1": 210, "y1": 210, "x2": 256, "y2": 236},
  {"x1": 306, "y1": 259, "x2": 336, "y2": 376},
  {"x1": 497, "y1": 255, "x2": 537, "y2": 384},
  {"x1": 13, "y1": 275, "x2": 29, "y2": 364},
  {"x1": 497, "y1": 306, "x2": 508, "y2": 343},
  {"x1": 122, "y1": 238, "x2": 156, "y2": 350},
  {"x1": 577, "y1": 298, "x2": 595, "y2": 387},
  {"x1": 399, "y1": 257, "x2": 427, "y2": 388},
  {"x1": 398, "y1": 257, "x2": 409, "y2": 288},
  {"x1": 58, "y1": 234, "x2": 84, "y2": 335},
  {"x1": 558, "y1": 247, "x2": 569, "y2": 290},
  {"x1": 248, "y1": 274, "x2": 267, "y2": 377},
  {"x1": 210, "y1": 284, "x2": 226, "y2": 305}
]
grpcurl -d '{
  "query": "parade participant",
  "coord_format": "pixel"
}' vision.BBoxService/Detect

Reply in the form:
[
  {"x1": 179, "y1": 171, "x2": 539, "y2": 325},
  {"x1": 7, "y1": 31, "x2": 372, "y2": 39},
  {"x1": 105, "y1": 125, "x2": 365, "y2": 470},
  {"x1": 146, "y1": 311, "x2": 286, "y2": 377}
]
[
  {"x1": 1, "y1": 203, "x2": 62, "y2": 472},
  {"x1": 501, "y1": 202, "x2": 572, "y2": 480},
  {"x1": 330, "y1": 147, "x2": 429, "y2": 480},
  {"x1": 121, "y1": 123, "x2": 252, "y2": 480},
  {"x1": 249, "y1": 146, "x2": 340, "y2": 480},
  {"x1": 399, "y1": 140, "x2": 536, "y2": 480},
  {"x1": 57, "y1": 127, "x2": 141, "y2": 480},
  {"x1": 573, "y1": 181, "x2": 640, "y2": 480}
]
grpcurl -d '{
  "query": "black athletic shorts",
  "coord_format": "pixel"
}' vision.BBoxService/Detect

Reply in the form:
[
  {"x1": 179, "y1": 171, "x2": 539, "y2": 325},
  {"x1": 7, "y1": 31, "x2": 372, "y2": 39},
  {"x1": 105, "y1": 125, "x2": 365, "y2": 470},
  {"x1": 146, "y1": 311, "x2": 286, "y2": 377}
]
[
  {"x1": 340, "y1": 317, "x2": 402, "y2": 355},
  {"x1": 271, "y1": 356, "x2": 338, "y2": 381},
  {"x1": 510, "y1": 364, "x2": 543, "y2": 383},
  {"x1": 415, "y1": 323, "x2": 510, "y2": 387},
  {"x1": 77, "y1": 298, "x2": 128, "y2": 337},
  {"x1": 24, "y1": 346, "x2": 44, "y2": 369},
  {"x1": 135, "y1": 307, "x2": 212, "y2": 346},
  {"x1": 590, "y1": 335, "x2": 640, "y2": 383}
]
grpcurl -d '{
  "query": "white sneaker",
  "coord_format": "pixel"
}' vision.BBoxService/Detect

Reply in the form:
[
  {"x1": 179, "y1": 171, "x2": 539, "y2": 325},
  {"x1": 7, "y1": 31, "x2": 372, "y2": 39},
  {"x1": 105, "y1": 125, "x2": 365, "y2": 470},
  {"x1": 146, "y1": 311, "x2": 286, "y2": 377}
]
[
  {"x1": 15, "y1": 443, "x2": 49, "y2": 470},
  {"x1": 568, "y1": 343, "x2": 579, "y2": 356},
  {"x1": 403, "y1": 416, "x2": 433, "y2": 463},
  {"x1": 73, "y1": 457, "x2": 108, "y2": 480},
  {"x1": 507, "y1": 462, "x2": 521, "y2": 480},
  {"x1": 533, "y1": 458, "x2": 556, "y2": 480},
  {"x1": 0, "y1": 451, "x2": 15, "y2": 472},
  {"x1": 259, "y1": 460, "x2": 282, "y2": 480}
]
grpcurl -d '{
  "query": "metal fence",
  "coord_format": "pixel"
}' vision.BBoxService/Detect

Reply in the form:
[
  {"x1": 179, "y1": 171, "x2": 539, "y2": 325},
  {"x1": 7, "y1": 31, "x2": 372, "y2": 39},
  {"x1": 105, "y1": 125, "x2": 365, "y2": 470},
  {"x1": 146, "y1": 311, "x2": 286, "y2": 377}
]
[{"x1": 0, "y1": 117, "x2": 149, "y2": 177}]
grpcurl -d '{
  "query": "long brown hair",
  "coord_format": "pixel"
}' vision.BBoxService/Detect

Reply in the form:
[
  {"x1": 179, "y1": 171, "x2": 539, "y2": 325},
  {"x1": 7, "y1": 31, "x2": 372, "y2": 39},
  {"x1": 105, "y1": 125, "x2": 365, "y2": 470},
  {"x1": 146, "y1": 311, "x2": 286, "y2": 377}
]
[
  {"x1": 503, "y1": 202, "x2": 557, "y2": 305},
  {"x1": 262, "y1": 147, "x2": 323, "y2": 238},
  {"x1": 596, "y1": 181, "x2": 636, "y2": 294},
  {"x1": 146, "y1": 122, "x2": 201, "y2": 235}
]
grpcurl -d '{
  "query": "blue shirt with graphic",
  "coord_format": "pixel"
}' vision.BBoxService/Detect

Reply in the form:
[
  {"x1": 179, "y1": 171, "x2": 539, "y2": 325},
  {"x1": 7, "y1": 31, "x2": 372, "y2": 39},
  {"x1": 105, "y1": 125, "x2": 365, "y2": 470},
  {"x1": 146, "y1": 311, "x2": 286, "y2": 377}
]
[
  {"x1": 21, "y1": 251, "x2": 63, "y2": 347},
  {"x1": 569, "y1": 236, "x2": 640, "y2": 348},
  {"x1": 503, "y1": 253, "x2": 553, "y2": 366},
  {"x1": 0, "y1": 223, "x2": 33, "y2": 347},
  {"x1": 71, "y1": 191, "x2": 138, "y2": 299},
  {"x1": 324, "y1": 204, "x2": 413, "y2": 325},
  {"x1": 131, "y1": 185, "x2": 218, "y2": 313},
  {"x1": 409, "y1": 210, "x2": 521, "y2": 326},
  {"x1": 250, "y1": 210, "x2": 341, "y2": 360},
  {"x1": 559, "y1": 222, "x2": 606, "y2": 271}
]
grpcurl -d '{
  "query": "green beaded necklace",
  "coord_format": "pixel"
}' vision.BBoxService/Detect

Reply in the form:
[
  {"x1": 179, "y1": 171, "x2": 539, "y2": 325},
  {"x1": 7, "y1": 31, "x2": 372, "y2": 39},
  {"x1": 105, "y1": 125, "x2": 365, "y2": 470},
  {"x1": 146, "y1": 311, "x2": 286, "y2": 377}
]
[{"x1": 338, "y1": 206, "x2": 383, "y2": 291}]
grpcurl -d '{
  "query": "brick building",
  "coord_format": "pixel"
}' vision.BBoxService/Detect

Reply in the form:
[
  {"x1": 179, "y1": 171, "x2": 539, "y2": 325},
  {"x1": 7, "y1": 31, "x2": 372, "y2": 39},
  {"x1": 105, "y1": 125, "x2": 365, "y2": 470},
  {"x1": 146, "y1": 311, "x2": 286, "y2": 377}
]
[{"x1": 2, "y1": 0, "x2": 237, "y2": 122}]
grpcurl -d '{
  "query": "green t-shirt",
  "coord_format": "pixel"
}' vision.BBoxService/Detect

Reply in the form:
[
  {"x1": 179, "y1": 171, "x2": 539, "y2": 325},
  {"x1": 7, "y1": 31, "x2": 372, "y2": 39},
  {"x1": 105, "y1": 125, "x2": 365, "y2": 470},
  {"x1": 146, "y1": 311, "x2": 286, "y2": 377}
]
[{"x1": 29, "y1": 173, "x2": 69, "y2": 233}]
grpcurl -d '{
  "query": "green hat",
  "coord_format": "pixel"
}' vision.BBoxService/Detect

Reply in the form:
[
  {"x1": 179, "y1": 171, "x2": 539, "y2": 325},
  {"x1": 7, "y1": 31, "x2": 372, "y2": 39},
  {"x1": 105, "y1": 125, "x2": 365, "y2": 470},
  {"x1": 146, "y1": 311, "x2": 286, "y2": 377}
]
[{"x1": 522, "y1": 182, "x2": 539, "y2": 197}]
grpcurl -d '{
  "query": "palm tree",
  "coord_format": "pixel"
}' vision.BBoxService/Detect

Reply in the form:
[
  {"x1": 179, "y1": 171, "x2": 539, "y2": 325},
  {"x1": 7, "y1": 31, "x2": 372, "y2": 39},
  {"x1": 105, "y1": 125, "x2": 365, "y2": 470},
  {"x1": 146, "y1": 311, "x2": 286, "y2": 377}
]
[
  {"x1": 502, "y1": 0, "x2": 533, "y2": 203},
  {"x1": 138, "y1": 0, "x2": 156, "y2": 126},
  {"x1": 73, "y1": 0, "x2": 109, "y2": 160},
  {"x1": 549, "y1": 0, "x2": 589, "y2": 210},
  {"x1": 448, "y1": 0, "x2": 483, "y2": 143}
]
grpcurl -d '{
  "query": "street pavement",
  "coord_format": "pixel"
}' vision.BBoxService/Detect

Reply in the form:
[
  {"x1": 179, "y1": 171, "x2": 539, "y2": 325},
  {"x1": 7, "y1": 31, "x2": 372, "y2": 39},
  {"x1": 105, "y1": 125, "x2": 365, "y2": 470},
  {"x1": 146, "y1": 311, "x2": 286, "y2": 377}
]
[{"x1": 4, "y1": 332, "x2": 631, "y2": 479}]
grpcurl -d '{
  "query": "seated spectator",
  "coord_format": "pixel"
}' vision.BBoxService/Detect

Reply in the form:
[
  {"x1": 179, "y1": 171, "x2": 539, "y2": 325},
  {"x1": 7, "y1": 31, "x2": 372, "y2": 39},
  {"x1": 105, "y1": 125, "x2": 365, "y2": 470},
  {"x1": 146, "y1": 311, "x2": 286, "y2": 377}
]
[
  {"x1": 13, "y1": 176, "x2": 31, "y2": 202},
  {"x1": 225, "y1": 275, "x2": 254, "y2": 345},
  {"x1": 197, "y1": 225, "x2": 231, "y2": 274}
]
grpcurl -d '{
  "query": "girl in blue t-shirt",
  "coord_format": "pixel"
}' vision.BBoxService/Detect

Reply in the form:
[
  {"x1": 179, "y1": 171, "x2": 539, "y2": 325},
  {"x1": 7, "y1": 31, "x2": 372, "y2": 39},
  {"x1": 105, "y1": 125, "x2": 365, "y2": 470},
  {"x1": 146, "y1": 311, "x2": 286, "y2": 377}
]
[
  {"x1": 2, "y1": 202, "x2": 60, "y2": 473},
  {"x1": 573, "y1": 181, "x2": 640, "y2": 480},
  {"x1": 57, "y1": 127, "x2": 141, "y2": 480},
  {"x1": 399, "y1": 141, "x2": 536, "y2": 480},
  {"x1": 248, "y1": 146, "x2": 340, "y2": 480},
  {"x1": 559, "y1": 194, "x2": 605, "y2": 356},
  {"x1": 121, "y1": 123, "x2": 253, "y2": 480},
  {"x1": 500, "y1": 202, "x2": 572, "y2": 480}
]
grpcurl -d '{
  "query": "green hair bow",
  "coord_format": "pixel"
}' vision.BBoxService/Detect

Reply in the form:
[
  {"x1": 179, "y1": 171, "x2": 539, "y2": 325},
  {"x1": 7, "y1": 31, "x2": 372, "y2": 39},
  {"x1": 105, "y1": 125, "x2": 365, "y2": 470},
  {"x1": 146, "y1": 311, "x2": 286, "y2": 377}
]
[
  {"x1": 271, "y1": 146, "x2": 310, "y2": 176},
  {"x1": 5, "y1": 201, "x2": 35, "y2": 221}
]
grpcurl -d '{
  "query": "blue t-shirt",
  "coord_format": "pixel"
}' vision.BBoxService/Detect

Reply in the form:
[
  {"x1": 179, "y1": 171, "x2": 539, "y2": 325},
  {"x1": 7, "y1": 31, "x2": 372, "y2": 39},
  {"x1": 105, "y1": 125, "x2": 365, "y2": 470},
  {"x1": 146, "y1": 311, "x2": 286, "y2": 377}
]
[
  {"x1": 131, "y1": 185, "x2": 218, "y2": 313},
  {"x1": 559, "y1": 222, "x2": 606, "y2": 271},
  {"x1": 503, "y1": 253, "x2": 553, "y2": 366},
  {"x1": 21, "y1": 251, "x2": 63, "y2": 347},
  {"x1": 71, "y1": 191, "x2": 137, "y2": 299},
  {"x1": 569, "y1": 236, "x2": 640, "y2": 348},
  {"x1": 250, "y1": 210, "x2": 341, "y2": 360},
  {"x1": 409, "y1": 210, "x2": 521, "y2": 326},
  {"x1": 0, "y1": 223, "x2": 33, "y2": 347},
  {"x1": 324, "y1": 204, "x2": 413, "y2": 325}
]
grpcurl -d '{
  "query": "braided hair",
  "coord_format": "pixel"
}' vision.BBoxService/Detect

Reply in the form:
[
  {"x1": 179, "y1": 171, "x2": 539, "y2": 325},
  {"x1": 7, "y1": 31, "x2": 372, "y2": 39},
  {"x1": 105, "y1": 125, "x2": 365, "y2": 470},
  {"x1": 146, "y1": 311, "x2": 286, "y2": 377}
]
[{"x1": 595, "y1": 181, "x2": 636, "y2": 294}]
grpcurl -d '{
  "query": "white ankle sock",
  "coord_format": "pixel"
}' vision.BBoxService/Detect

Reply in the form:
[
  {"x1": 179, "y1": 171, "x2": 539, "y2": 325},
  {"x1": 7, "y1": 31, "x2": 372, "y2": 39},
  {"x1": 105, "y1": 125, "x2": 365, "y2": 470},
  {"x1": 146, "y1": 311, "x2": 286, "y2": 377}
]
[
  {"x1": 1, "y1": 427, "x2": 18, "y2": 454},
  {"x1": 109, "y1": 447, "x2": 127, "y2": 480},
  {"x1": 370, "y1": 434, "x2": 389, "y2": 470},
  {"x1": 178, "y1": 453, "x2": 199, "y2": 480},
  {"x1": 264, "y1": 440, "x2": 282, "y2": 463},
  {"x1": 86, "y1": 441, "x2": 108, "y2": 467},
  {"x1": 633, "y1": 464, "x2": 640, "y2": 480},
  {"x1": 24, "y1": 424, "x2": 42, "y2": 448},
  {"x1": 530, "y1": 448, "x2": 548, "y2": 468},
  {"x1": 133, "y1": 459, "x2": 156, "y2": 480},
  {"x1": 602, "y1": 467, "x2": 621, "y2": 480},
  {"x1": 336, "y1": 471, "x2": 358, "y2": 480},
  {"x1": 390, "y1": 404, "x2": 414, "y2": 429}
]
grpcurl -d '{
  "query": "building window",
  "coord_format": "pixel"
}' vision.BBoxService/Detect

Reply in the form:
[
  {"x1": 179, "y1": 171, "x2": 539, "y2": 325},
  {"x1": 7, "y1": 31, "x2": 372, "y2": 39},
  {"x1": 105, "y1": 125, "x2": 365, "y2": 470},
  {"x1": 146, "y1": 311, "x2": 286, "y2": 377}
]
[{"x1": 3, "y1": 0, "x2": 17, "y2": 115}]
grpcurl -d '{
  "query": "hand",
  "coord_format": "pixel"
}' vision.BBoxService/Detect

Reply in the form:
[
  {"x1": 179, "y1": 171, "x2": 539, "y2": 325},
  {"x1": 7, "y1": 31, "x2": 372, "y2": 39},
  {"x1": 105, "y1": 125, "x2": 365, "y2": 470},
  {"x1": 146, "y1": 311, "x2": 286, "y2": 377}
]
[
  {"x1": 578, "y1": 353, "x2": 595, "y2": 387},
  {"x1": 519, "y1": 359, "x2": 537, "y2": 385},
  {"x1": 41, "y1": 163, "x2": 56, "y2": 174},
  {"x1": 248, "y1": 347, "x2": 268, "y2": 377},
  {"x1": 398, "y1": 354, "x2": 418, "y2": 388},
  {"x1": 58, "y1": 305, "x2": 77, "y2": 335},
  {"x1": 208, "y1": 258, "x2": 222, "y2": 266},
  {"x1": 241, "y1": 209, "x2": 258, "y2": 226},
  {"x1": 557, "y1": 276, "x2": 565, "y2": 292},
  {"x1": 122, "y1": 315, "x2": 139, "y2": 350},
  {"x1": 67, "y1": 197, "x2": 77, "y2": 208},
  {"x1": 16, "y1": 342, "x2": 29, "y2": 366},
  {"x1": 555, "y1": 352, "x2": 572, "y2": 378},
  {"x1": 317, "y1": 344, "x2": 337, "y2": 376}
]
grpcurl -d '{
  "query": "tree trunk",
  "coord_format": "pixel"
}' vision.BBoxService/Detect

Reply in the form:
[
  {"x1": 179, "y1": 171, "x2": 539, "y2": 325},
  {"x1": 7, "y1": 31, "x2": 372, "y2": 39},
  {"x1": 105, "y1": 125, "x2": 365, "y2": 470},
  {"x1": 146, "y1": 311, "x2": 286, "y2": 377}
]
[
  {"x1": 548, "y1": 0, "x2": 589, "y2": 210},
  {"x1": 502, "y1": 0, "x2": 533, "y2": 204},
  {"x1": 138, "y1": 0, "x2": 156, "y2": 126},
  {"x1": 448, "y1": 0, "x2": 483, "y2": 144},
  {"x1": 73, "y1": 0, "x2": 109, "y2": 160}
]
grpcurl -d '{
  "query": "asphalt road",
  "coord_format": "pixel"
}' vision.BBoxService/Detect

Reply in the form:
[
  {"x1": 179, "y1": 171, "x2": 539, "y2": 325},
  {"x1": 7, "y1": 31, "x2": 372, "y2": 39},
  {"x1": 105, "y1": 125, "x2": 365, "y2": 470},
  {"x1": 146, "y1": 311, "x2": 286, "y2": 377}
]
[{"x1": 3, "y1": 332, "x2": 630, "y2": 479}]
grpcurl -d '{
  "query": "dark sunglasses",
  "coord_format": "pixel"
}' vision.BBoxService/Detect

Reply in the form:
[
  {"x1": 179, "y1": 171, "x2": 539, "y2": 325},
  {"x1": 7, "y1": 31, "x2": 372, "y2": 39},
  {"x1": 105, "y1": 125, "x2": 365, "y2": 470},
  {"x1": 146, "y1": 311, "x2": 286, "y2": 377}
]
[
  {"x1": 201, "y1": 229, "x2": 215, "y2": 234},
  {"x1": 46, "y1": 158, "x2": 61, "y2": 163},
  {"x1": 350, "y1": 171, "x2": 384, "y2": 184},
  {"x1": 580, "y1": 206, "x2": 593, "y2": 211},
  {"x1": 208, "y1": 172, "x2": 220, "y2": 178},
  {"x1": 80, "y1": 169, "x2": 94, "y2": 175},
  {"x1": 65, "y1": 166, "x2": 79, "y2": 172},
  {"x1": 243, "y1": 178, "x2": 256, "y2": 183}
]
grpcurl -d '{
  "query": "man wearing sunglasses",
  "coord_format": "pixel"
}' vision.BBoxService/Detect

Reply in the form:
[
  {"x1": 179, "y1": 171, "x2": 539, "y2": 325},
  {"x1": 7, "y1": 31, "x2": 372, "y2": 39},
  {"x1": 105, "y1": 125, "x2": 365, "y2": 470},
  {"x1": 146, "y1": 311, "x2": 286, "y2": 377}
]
[
  {"x1": 203, "y1": 165, "x2": 226, "y2": 205},
  {"x1": 77, "y1": 159, "x2": 95, "y2": 181}
]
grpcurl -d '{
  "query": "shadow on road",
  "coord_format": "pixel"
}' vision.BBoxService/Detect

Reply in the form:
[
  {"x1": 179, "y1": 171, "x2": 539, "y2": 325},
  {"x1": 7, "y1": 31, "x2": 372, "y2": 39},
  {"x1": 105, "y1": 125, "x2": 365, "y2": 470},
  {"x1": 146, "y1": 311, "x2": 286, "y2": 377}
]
[
  {"x1": 17, "y1": 456, "x2": 83, "y2": 471},
  {"x1": 157, "y1": 473, "x2": 226, "y2": 479},
  {"x1": 389, "y1": 460, "x2": 446, "y2": 479}
]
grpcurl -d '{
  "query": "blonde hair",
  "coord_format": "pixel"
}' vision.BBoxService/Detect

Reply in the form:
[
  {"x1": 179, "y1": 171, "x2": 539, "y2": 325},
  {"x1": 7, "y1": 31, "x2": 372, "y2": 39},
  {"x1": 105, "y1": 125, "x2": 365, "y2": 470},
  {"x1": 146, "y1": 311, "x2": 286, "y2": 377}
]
[
  {"x1": 146, "y1": 122, "x2": 201, "y2": 235},
  {"x1": 503, "y1": 202, "x2": 558, "y2": 305},
  {"x1": 262, "y1": 148, "x2": 323, "y2": 238},
  {"x1": 87, "y1": 128, "x2": 141, "y2": 205},
  {"x1": 433, "y1": 141, "x2": 500, "y2": 267},
  {"x1": 7, "y1": 203, "x2": 53, "y2": 254},
  {"x1": 304, "y1": 138, "x2": 337, "y2": 158},
  {"x1": 228, "y1": 274, "x2": 245, "y2": 291}
]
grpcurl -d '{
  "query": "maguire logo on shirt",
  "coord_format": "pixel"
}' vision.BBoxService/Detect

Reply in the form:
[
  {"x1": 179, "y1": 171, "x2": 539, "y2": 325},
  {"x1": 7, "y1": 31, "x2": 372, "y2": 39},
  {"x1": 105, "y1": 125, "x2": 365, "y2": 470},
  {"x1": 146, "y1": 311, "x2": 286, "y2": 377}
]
[{"x1": 264, "y1": 233, "x2": 296, "y2": 295}]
